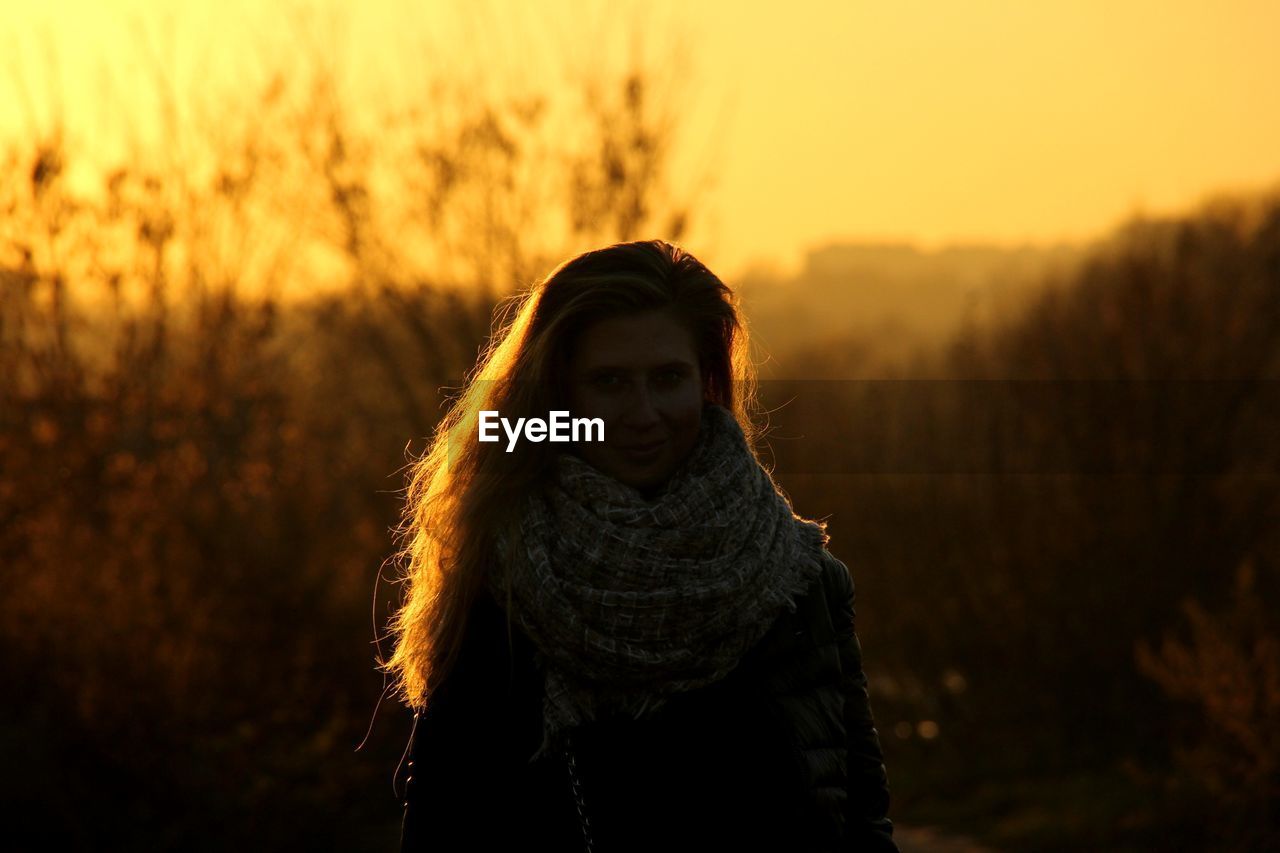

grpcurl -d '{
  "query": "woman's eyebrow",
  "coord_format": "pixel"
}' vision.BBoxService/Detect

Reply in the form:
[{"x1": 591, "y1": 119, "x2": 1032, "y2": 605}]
[{"x1": 579, "y1": 365, "x2": 621, "y2": 377}]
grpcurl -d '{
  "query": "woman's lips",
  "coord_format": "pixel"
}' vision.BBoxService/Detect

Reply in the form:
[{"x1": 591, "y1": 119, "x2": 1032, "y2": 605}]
[{"x1": 618, "y1": 439, "x2": 665, "y2": 460}]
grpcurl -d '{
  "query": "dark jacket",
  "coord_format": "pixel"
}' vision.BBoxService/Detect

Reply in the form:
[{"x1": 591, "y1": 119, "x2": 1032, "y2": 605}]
[{"x1": 399, "y1": 552, "x2": 897, "y2": 852}]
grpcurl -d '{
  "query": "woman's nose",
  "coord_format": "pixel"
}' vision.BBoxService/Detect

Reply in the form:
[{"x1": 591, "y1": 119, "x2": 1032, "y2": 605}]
[{"x1": 620, "y1": 384, "x2": 661, "y2": 426}]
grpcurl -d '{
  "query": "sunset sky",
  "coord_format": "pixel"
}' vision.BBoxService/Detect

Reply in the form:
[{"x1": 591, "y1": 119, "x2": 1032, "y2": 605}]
[{"x1": 5, "y1": 0, "x2": 1279, "y2": 278}]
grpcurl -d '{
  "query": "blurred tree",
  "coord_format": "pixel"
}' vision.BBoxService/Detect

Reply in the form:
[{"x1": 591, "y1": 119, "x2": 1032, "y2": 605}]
[
  {"x1": 0, "y1": 18, "x2": 702, "y2": 848},
  {"x1": 1137, "y1": 556, "x2": 1280, "y2": 850}
]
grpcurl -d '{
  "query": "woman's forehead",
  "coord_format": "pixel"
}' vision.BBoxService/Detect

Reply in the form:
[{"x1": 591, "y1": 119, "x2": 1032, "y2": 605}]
[{"x1": 571, "y1": 310, "x2": 698, "y2": 370}]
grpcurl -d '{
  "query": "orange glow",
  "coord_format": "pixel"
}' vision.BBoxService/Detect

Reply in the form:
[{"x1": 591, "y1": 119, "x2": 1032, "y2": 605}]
[{"x1": 4, "y1": 0, "x2": 1278, "y2": 278}]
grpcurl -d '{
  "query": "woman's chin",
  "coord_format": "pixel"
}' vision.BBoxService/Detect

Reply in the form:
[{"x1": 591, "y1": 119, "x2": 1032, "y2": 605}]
[{"x1": 610, "y1": 463, "x2": 672, "y2": 496}]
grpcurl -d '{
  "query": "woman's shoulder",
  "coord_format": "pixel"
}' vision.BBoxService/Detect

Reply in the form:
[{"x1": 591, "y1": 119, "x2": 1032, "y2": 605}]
[
  {"x1": 445, "y1": 582, "x2": 542, "y2": 693},
  {"x1": 817, "y1": 550, "x2": 855, "y2": 609},
  {"x1": 787, "y1": 550, "x2": 855, "y2": 625}
]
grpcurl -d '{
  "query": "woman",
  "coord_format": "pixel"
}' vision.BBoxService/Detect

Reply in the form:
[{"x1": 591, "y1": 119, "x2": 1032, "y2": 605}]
[{"x1": 386, "y1": 240, "x2": 897, "y2": 852}]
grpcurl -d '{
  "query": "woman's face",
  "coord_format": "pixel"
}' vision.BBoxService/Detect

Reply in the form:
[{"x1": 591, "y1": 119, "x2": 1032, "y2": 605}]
[{"x1": 567, "y1": 309, "x2": 705, "y2": 498}]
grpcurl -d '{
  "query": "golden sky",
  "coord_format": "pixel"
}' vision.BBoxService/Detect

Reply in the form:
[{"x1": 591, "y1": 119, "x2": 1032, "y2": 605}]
[{"x1": 5, "y1": 0, "x2": 1279, "y2": 278}]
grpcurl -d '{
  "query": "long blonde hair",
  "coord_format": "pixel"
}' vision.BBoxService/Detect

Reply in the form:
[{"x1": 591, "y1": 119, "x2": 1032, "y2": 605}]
[{"x1": 382, "y1": 240, "x2": 760, "y2": 710}]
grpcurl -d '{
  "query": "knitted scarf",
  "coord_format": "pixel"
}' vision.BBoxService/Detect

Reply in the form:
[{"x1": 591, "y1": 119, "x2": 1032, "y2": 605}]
[{"x1": 488, "y1": 402, "x2": 831, "y2": 761}]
